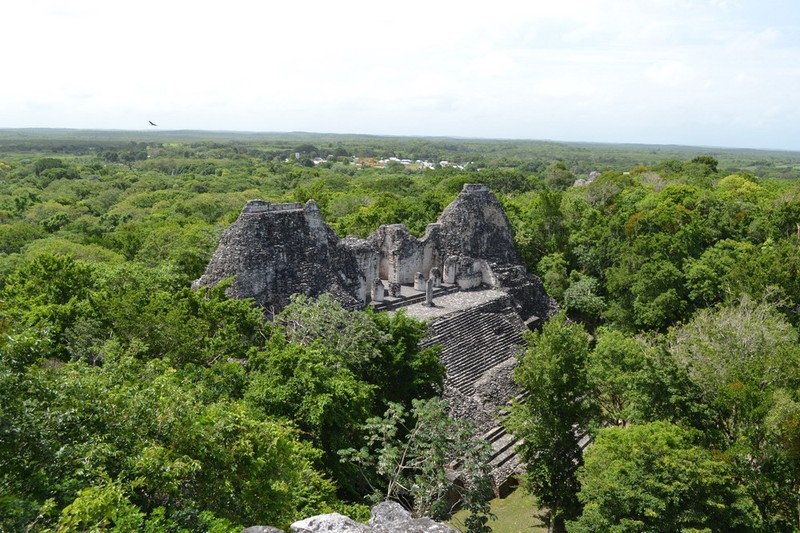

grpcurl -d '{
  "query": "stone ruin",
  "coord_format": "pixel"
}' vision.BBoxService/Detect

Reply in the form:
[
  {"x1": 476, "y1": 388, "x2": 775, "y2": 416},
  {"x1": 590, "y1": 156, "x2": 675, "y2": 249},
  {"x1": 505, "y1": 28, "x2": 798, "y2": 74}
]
[
  {"x1": 194, "y1": 183, "x2": 558, "y2": 491},
  {"x1": 195, "y1": 183, "x2": 554, "y2": 320}
]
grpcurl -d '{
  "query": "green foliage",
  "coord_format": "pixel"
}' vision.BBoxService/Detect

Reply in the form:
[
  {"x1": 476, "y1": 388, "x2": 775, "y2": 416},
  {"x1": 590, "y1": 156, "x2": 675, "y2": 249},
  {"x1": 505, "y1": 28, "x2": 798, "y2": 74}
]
[
  {"x1": 669, "y1": 297, "x2": 800, "y2": 436},
  {"x1": 340, "y1": 398, "x2": 494, "y2": 530},
  {"x1": 273, "y1": 294, "x2": 444, "y2": 409},
  {"x1": 586, "y1": 328, "x2": 647, "y2": 425},
  {"x1": 248, "y1": 295, "x2": 443, "y2": 497},
  {"x1": 510, "y1": 191, "x2": 567, "y2": 268},
  {"x1": 506, "y1": 313, "x2": 597, "y2": 532},
  {"x1": 3, "y1": 132, "x2": 800, "y2": 530},
  {"x1": 34, "y1": 157, "x2": 67, "y2": 176},
  {"x1": 543, "y1": 162, "x2": 574, "y2": 191},
  {"x1": 536, "y1": 253, "x2": 568, "y2": 301},
  {"x1": 1, "y1": 254, "x2": 96, "y2": 359},
  {"x1": 570, "y1": 422, "x2": 761, "y2": 533},
  {"x1": 561, "y1": 272, "x2": 605, "y2": 322},
  {"x1": 683, "y1": 239, "x2": 756, "y2": 306},
  {"x1": 0, "y1": 222, "x2": 45, "y2": 253},
  {"x1": 245, "y1": 339, "x2": 377, "y2": 485},
  {"x1": 0, "y1": 353, "x2": 336, "y2": 531}
]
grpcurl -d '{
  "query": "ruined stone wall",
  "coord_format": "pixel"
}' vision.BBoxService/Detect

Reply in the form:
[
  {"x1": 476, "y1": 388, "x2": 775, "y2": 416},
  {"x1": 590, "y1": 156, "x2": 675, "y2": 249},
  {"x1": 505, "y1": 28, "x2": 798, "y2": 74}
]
[
  {"x1": 346, "y1": 183, "x2": 525, "y2": 295},
  {"x1": 194, "y1": 184, "x2": 556, "y2": 318},
  {"x1": 193, "y1": 199, "x2": 365, "y2": 313}
]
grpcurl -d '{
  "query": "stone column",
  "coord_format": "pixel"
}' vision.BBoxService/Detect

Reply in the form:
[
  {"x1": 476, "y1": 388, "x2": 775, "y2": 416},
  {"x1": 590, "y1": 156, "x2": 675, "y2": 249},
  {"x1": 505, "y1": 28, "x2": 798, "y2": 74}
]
[
  {"x1": 413, "y1": 271, "x2": 426, "y2": 291},
  {"x1": 389, "y1": 251, "x2": 400, "y2": 285},
  {"x1": 424, "y1": 277, "x2": 434, "y2": 307},
  {"x1": 371, "y1": 278, "x2": 385, "y2": 302}
]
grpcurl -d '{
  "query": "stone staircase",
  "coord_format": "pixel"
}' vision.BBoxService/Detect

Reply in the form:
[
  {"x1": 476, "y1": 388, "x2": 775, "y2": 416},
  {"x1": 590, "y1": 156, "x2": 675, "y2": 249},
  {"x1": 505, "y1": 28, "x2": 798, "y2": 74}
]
[
  {"x1": 384, "y1": 286, "x2": 530, "y2": 491},
  {"x1": 482, "y1": 424, "x2": 518, "y2": 469},
  {"x1": 420, "y1": 297, "x2": 525, "y2": 395}
]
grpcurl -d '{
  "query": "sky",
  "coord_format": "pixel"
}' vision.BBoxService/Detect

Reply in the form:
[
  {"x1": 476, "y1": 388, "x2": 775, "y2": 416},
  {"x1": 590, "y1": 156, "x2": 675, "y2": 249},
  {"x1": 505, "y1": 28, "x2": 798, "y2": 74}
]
[{"x1": 3, "y1": 0, "x2": 800, "y2": 151}]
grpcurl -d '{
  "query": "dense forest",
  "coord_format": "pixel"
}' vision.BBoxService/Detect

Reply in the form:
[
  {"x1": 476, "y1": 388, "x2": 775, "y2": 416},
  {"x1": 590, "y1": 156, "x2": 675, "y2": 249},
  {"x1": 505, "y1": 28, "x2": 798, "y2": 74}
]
[{"x1": 1, "y1": 130, "x2": 800, "y2": 532}]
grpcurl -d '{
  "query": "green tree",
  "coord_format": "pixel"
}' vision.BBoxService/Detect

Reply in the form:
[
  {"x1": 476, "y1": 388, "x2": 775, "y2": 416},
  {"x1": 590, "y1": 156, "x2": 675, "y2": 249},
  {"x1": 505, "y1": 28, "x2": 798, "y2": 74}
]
[
  {"x1": 765, "y1": 388, "x2": 800, "y2": 531},
  {"x1": 33, "y1": 157, "x2": 66, "y2": 176},
  {"x1": 669, "y1": 297, "x2": 800, "y2": 528},
  {"x1": 0, "y1": 352, "x2": 337, "y2": 531},
  {"x1": 587, "y1": 329, "x2": 709, "y2": 429},
  {"x1": 506, "y1": 312, "x2": 597, "y2": 532},
  {"x1": 274, "y1": 294, "x2": 444, "y2": 410},
  {"x1": 570, "y1": 422, "x2": 761, "y2": 533},
  {"x1": 512, "y1": 191, "x2": 567, "y2": 267},
  {"x1": 543, "y1": 161, "x2": 574, "y2": 191},
  {"x1": 0, "y1": 254, "x2": 96, "y2": 359},
  {"x1": 586, "y1": 328, "x2": 646, "y2": 425},
  {"x1": 245, "y1": 339, "x2": 376, "y2": 490},
  {"x1": 561, "y1": 272, "x2": 605, "y2": 324},
  {"x1": 248, "y1": 295, "x2": 443, "y2": 496},
  {"x1": 669, "y1": 297, "x2": 800, "y2": 441},
  {"x1": 340, "y1": 398, "x2": 494, "y2": 531},
  {"x1": 683, "y1": 239, "x2": 756, "y2": 306},
  {"x1": 536, "y1": 253, "x2": 568, "y2": 302}
]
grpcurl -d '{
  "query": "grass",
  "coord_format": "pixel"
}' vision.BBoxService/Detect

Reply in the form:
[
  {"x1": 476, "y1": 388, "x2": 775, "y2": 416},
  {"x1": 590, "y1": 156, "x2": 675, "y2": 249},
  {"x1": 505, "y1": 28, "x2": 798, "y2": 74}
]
[{"x1": 447, "y1": 488, "x2": 548, "y2": 533}]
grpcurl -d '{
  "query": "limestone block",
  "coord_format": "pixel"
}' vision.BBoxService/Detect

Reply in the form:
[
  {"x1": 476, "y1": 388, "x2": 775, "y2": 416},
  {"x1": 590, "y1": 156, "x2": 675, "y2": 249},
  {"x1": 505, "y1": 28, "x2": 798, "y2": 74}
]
[
  {"x1": 443, "y1": 256, "x2": 458, "y2": 284},
  {"x1": 290, "y1": 513, "x2": 368, "y2": 533},
  {"x1": 456, "y1": 271, "x2": 482, "y2": 290},
  {"x1": 424, "y1": 277, "x2": 434, "y2": 306},
  {"x1": 429, "y1": 267, "x2": 442, "y2": 287}
]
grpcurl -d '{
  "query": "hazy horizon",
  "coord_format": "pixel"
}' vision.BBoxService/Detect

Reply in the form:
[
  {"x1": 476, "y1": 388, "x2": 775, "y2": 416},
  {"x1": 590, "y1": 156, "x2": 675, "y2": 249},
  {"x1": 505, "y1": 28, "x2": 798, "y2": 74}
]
[{"x1": 4, "y1": 1, "x2": 799, "y2": 152}]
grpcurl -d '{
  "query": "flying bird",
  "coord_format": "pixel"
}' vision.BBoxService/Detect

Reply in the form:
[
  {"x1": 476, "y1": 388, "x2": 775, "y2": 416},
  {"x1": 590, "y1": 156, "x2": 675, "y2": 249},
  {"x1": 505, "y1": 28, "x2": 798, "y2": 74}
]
[{"x1": 149, "y1": 120, "x2": 157, "y2": 126}]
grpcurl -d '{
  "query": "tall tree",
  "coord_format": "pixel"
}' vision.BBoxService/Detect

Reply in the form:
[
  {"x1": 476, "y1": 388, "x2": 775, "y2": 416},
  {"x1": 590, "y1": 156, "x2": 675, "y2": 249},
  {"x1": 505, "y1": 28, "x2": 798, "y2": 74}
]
[{"x1": 505, "y1": 312, "x2": 597, "y2": 532}]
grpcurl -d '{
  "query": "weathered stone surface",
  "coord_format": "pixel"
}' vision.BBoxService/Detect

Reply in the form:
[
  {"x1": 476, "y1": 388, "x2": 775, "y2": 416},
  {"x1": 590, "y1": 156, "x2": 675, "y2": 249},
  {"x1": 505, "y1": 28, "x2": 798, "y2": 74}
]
[
  {"x1": 434, "y1": 183, "x2": 520, "y2": 265},
  {"x1": 195, "y1": 183, "x2": 556, "y2": 318},
  {"x1": 196, "y1": 183, "x2": 557, "y2": 492},
  {"x1": 368, "y1": 501, "x2": 412, "y2": 526},
  {"x1": 491, "y1": 264, "x2": 558, "y2": 325},
  {"x1": 193, "y1": 200, "x2": 364, "y2": 314},
  {"x1": 372, "y1": 517, "x2": 457, "y2": 533},
  {"x1": 369, "y1": 502, "x2": 457, "y2": 532},
  {"x1": 243, "y1": 502, "x2": 458, "y2": 533},
  {"x1": 290, "y1": 513, "x2": 369, "y2": 533},
  {"x1": 286, "y1": 502, "x2": 457, "y2": 533}
]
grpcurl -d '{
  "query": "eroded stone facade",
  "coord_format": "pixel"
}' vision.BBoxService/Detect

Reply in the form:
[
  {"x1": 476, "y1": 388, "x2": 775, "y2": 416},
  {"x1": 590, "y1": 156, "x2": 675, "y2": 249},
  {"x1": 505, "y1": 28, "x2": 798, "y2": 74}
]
[{"x1": 195, "y1": 183, "x2": 555, "y2": 323}]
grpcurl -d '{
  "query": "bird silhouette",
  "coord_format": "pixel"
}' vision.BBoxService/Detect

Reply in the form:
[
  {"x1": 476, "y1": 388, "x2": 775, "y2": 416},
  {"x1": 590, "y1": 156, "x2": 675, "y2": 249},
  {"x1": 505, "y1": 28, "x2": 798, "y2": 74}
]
[{"x1": 149, "y1": 120, "x2": 157, "y2": 126}]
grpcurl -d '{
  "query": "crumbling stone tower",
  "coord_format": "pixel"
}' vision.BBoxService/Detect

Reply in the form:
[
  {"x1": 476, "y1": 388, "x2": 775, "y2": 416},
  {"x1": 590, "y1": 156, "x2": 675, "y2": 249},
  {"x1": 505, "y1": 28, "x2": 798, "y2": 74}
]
[
  {"x1": 192, "y1": 199, "x2": 365, "y2": 313},
  {"x1": 194, "y1": 183, "x2": 555, "y2": 323}
]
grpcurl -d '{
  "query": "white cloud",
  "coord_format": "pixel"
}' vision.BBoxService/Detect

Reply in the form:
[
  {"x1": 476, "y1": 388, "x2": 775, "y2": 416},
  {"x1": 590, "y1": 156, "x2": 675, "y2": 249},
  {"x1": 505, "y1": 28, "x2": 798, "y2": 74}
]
[
  {"x1": 644, "y1": 61, "x2": 697, "y2": 86},
  {"x1": 467, "y1": 52, "x2": 517, "y2": 79}
]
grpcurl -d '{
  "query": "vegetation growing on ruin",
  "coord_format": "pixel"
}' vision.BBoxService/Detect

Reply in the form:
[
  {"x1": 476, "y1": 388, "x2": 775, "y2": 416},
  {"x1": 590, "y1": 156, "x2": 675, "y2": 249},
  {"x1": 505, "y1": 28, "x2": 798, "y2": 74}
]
[{"x1": 1, "y1": 130, "x2": 800, "y2": 531}]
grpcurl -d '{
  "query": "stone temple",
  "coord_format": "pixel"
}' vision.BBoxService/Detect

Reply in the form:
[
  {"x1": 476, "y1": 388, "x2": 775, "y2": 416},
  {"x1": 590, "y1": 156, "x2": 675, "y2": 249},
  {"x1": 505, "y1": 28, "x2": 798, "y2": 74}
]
[{"x1": 194, "y1": 183, "x2": 558, "y2": 490}]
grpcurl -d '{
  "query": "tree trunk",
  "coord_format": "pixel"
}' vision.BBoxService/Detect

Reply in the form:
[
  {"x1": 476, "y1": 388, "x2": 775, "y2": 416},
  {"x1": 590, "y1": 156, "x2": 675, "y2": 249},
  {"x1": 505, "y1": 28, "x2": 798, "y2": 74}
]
[{"x1": 546, "y1": 505, "x2": 566, "y2": 533}]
